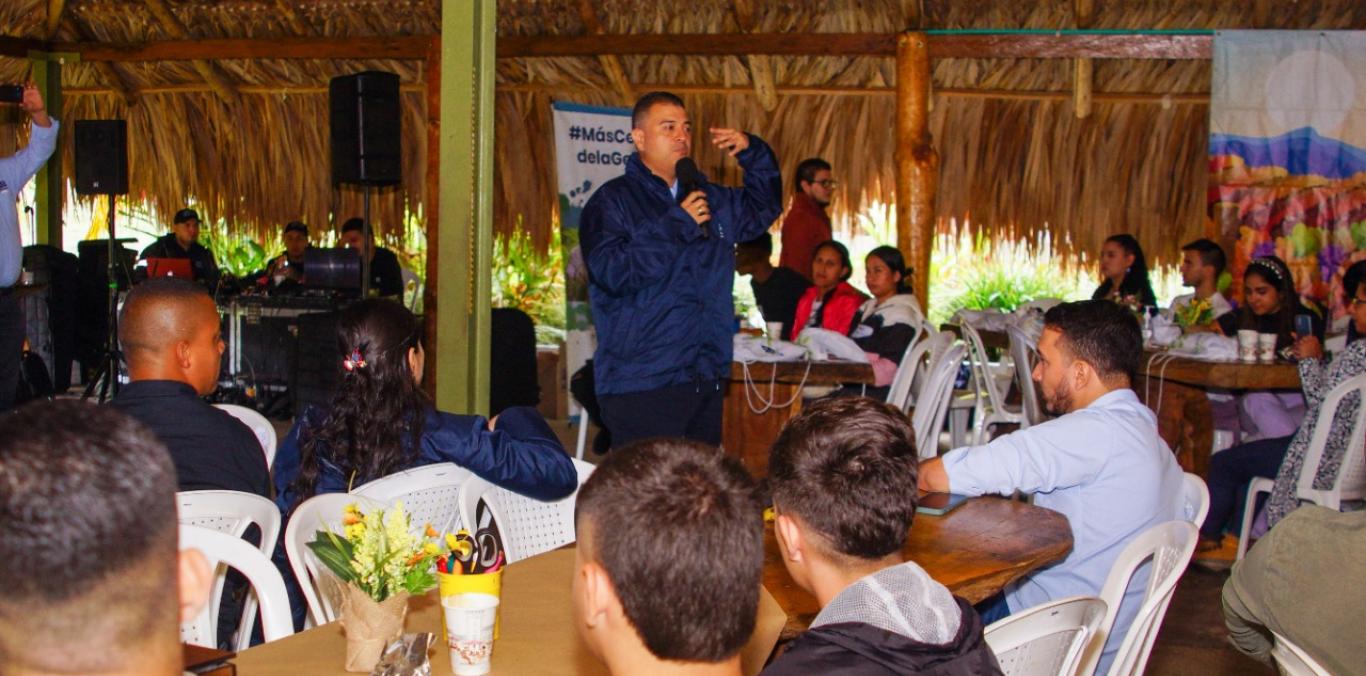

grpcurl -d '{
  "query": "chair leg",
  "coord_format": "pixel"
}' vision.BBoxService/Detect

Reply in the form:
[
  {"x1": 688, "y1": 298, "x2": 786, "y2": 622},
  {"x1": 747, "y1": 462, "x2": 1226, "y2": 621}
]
[
  {"x1": 574, "y1": 410, "x2": 589, "y2": 460},
  {"x1": 1237, "y1": 478, "x2": 1275, "y2": 560}
]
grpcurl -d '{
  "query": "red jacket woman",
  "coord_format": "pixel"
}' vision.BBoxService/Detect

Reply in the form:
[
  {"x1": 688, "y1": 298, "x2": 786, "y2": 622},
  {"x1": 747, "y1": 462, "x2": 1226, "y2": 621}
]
[{"x1": 789, "y1": 240, "x2": 868, "y2": 340}]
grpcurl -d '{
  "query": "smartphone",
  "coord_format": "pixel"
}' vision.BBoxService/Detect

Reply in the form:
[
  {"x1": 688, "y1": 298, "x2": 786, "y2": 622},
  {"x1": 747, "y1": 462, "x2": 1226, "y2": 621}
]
[
  {"x1": 916, "y1": 492, "x2": 968, "y2": 516},
  {"x1": 1294, "y1": 314, "x2": 1313, "y2": 338},
  {"x1": 0, "y1": 84, "x2": 22, "y2": 104}
]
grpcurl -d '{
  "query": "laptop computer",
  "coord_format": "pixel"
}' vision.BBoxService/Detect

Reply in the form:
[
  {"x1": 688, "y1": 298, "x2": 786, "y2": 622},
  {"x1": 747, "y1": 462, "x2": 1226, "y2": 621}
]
[{"x1": 145, "y1": 257, "x2": 193, "y2": 279}]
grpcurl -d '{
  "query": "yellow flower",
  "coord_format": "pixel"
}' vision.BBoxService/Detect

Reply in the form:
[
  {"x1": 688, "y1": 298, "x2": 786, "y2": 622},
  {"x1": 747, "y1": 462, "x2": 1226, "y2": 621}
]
[{"x1": 423, "y1": 542, "x2": 441, "y2": 557}]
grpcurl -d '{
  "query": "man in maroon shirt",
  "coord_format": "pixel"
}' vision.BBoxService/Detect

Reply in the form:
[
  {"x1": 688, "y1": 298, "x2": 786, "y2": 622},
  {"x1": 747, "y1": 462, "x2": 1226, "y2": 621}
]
[{"x1": 778, "y1": 157, "x2": 835, "y2": 281}]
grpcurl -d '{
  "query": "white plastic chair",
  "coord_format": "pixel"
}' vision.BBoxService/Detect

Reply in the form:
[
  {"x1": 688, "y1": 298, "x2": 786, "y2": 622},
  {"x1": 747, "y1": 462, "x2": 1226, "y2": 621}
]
[
  {"x1": 1080, "y1": 520, "x2": 1198, "y2": 676},
  {"x1": 180, "y1": 524, "x2": 294, "y2": 647},
  {"x1": 1270, "y1": 631, "x2": 1333, "y2": 676},
  {"x1": 885, "y1": 328, "x2": 932, "y2": 412},
  {"x1": 1237, "y1": 372, "x2": 1366, "y2": 560},
  {"x1": 284, "y1": 492, "x2": 382, "y2": 626},
  {"x1": 570, "y1": 393, "x2": 591, "y2": 460},
  {"x1": 960, "y1": 322, "x2": 1026, "y2": 446},
  {"x1": 458, "y1": 458, "x2": 595, "y2": 564},
  {"x1": 1181, "y1": 473, "x2": 1210, "y2": 527},
  {"x1": 1007, "y1": 324, "x2": 1046, "y2": 427},
  {"x1": 911, "y1": 343, "x2": 967, "y2": 460},
  {"x1": 177, "y1": 490, "x2": 282, "y2": 651},
  {"x1": 351, "y1": 462, "x2": 471, "y2": 536},
  {"x1": 984, "y1": 596, "x2": 1108, "y2": 676},
  {"x1": 214, "y1": 403, "x2": 278, "y2": 469}
]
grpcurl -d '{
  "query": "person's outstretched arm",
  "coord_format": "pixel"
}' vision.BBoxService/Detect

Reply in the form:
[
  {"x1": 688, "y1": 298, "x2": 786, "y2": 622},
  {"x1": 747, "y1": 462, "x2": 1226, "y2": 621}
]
[{"x1": 0, "y1": 83, "x2": 57, "y2": 287}]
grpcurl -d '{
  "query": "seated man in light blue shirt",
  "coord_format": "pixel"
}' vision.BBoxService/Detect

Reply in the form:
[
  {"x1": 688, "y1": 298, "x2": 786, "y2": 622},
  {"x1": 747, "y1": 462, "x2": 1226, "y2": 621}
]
[{"x1": 919, "y1": 299, "x2": 1184, "y2": 674}]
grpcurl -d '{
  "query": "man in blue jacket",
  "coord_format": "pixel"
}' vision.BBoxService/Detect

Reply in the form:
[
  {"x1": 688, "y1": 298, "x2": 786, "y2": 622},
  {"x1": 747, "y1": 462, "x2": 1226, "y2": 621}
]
[{"x1": 580, "y1": 91, "x2": 782, "y2": 448}]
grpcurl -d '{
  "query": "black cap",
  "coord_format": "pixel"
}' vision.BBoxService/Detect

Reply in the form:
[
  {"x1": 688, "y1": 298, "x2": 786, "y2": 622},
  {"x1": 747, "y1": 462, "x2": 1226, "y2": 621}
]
[
  {"x1": 340, "y1": 217, "x2": 365, "y2": 234},
  {"x1": 284, "y1": 220, "x2": 308, "y2": 235},
  {"x1": 174, "y1": 208, "x2": 199, "y2": 224}
]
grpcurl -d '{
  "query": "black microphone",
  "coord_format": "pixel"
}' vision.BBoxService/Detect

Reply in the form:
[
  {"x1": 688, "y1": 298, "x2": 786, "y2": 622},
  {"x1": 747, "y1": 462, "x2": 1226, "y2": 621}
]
[{"x1": 675, "y1": 157, "x2": 710, "y2": 239}]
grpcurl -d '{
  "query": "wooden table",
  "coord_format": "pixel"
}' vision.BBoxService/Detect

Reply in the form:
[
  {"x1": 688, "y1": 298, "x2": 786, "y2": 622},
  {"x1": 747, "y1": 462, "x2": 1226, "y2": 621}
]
[
  {"x1": 1138, "y1": 350, "x2": 1301, "y2": 477},
  {"x1": 723, "y1": 360, "x2": 874, "y2": 476},
  {"x1": 234, "y1": 548, "x2": 786, "y2": 675},
  {"x1": 763, "y1": 496, "x2": 1073, "y2": 640}
]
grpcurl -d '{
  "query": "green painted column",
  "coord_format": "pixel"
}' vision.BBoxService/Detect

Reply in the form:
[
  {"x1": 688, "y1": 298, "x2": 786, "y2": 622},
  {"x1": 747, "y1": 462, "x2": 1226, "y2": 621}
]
[
  {"x1": 31, "y1": 54, "x2": 62, "y2": 247},
  {"x1": 434, "y1": 0, "x2": 495, "y2": 414}
]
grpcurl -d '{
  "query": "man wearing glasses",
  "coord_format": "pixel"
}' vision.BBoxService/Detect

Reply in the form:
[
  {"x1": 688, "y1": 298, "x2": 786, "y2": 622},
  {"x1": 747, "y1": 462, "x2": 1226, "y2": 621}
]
[{"x1": 778, "y1": 157, "x2": 836, "y2": 282}]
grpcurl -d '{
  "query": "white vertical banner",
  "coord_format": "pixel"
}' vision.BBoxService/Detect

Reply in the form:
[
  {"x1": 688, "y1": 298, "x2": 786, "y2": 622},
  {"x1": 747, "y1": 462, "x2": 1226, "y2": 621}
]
[{"x1": 551, "y1": 101, "x2": 634, "y2": 415}]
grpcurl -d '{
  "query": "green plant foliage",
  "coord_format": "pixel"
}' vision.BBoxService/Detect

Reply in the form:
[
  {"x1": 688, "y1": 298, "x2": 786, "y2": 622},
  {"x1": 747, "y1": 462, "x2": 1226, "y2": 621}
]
[
  {"x1": 202, "y1": 219, "x2": 269, "y2": 278},
  {"x1": 492, "y1": 216, "x2": 566, "y2": 345}
]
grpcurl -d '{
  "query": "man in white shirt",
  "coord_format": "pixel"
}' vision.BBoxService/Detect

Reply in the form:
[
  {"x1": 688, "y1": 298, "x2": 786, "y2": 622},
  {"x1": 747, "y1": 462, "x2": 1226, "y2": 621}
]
[
  {"x1": 1170, "y1": 238, "x2": 1233, "y2": 326},
  {"x1": 919, "y1": 299, "x2": 1184, "y2": 674}
]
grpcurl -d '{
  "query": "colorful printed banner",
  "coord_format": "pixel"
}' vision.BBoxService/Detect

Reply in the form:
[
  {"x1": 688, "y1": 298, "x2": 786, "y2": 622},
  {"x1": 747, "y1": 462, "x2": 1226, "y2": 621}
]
[
  {"x1": 551, "y1": 101, "x2": 634, "y2": 409},
  {"x1": 1210, "y1": 31, "x2": 1366, "y2": 319}
]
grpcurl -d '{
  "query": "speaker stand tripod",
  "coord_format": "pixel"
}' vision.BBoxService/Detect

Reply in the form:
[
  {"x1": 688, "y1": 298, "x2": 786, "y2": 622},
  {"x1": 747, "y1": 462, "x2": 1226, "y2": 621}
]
[{"x1": 82, "y1": 196, "x2": 124, "y2": 402}]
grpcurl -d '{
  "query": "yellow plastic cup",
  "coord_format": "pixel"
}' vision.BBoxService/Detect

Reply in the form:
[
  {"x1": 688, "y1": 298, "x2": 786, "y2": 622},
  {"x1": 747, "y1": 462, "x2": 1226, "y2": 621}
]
[{"x1": 439, "y1": 569, "x2": 504, "y2": 639}]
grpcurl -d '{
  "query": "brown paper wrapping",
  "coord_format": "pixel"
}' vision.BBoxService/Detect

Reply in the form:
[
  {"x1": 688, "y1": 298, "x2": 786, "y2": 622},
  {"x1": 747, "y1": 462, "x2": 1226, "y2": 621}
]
[{"x1": 337, "y1": 582, "x2": 410, "y2": 672}]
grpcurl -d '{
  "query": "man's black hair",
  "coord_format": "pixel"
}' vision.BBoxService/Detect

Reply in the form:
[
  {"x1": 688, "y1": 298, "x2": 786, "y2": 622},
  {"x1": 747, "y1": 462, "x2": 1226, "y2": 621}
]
[
  {"x1": 1042, "y1": 299, "x2": 1142, "y2": 383},
  {"x1": 737, "y1": 233, "x2": 774, "y2": 255},
  {"x1": 631, "y1": 91, "x2": 687, "y2": 130},
  {"x1": 1181, "y1": 238, "x2": 1227, "y2": 276},
  {"x1": 795, "y1": 157, "x2": 831, "y2": 191}
]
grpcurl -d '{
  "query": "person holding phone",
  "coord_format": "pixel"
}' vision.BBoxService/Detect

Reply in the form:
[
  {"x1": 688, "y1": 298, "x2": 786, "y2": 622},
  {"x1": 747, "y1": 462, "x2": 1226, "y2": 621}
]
[
  {"x1": 0, "y1": 82, "x2": 56, "y2": 411},
  {"x1": 1198, "y1": 260, "x2": 1366, "y2": 552}
]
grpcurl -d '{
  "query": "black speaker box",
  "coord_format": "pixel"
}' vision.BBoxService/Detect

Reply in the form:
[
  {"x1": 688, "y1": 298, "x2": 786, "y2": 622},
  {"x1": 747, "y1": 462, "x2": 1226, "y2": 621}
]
[
  {"x1": 74, "y1": 120, "x2": 128, "y2": 195},
  {"x1": 329, "y1": 71, "x2": 401, "y2": 186}
]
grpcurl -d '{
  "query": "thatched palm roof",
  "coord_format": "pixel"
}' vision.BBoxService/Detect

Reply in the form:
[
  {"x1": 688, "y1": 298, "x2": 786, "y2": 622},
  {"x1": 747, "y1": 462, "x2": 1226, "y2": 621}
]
[{"x1": 2, "y1": 0, "x2": 1365, "y2": 262}]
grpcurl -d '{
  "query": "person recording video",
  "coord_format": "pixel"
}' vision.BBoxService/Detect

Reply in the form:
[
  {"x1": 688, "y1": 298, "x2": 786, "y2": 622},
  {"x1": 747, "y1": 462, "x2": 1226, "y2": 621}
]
[{"x1": 0, "y1": 82, "x2": 58, "y2": 411}]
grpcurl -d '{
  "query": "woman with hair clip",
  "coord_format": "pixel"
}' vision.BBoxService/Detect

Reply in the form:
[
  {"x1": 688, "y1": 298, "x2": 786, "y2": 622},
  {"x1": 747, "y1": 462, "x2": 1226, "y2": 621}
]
[
  {"x1": 273, "y1": 299, "x2": 577, "y2": 512},
  {"x1": 789, "y1": 240, "x2": 868, "y2": 340},
  {"x1": 1198, "y1": 260, "x2": 1366, "y2": 552},
  {"x1": 1215, "y1": 255, "x2": 1325, "y2": 440},
  {"x1": 844, "y1": 246, "x2": 925, "y2": 398},
  {"x1": 1092, "y1": 234, "x2": 1157, "y2": 308}
]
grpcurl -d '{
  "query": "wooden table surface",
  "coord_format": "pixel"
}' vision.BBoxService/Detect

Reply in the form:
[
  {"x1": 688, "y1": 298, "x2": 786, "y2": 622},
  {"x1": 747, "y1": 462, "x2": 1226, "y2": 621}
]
[
  {"x1": 724, "y1": 360, "x2": 875, "y2": 476},
  {"x1": 1138, "y1": 349, "x2": 1301, "y2": 476},
  {"x1": 763, "y1": 496, "x2": 1073, "y2": 639}
]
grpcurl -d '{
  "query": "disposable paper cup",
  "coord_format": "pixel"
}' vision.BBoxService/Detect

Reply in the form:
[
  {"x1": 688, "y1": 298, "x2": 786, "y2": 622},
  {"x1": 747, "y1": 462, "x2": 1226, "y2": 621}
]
[
  {"x1": 443, "y1": 593, "x2": 499, "y2": 676},
  {"x1": 439, "y1": 569, "x2": 503, "y2": 639},
  {"x1": 1237, "y1": 330, "x2": 1258, "y2": 363},
  {"x1": 1256, "y1": 333, "x2": 1278, "y2": 363},
  {"x1": 766, "y1": 322, "x2": 783, "y2": 342}
]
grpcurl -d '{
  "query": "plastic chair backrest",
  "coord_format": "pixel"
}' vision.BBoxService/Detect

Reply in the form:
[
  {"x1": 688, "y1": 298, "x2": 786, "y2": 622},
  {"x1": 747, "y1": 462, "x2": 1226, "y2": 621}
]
[
  {"x1": 1181, "y1": 473, "x2": 1210, "y2": 527},
  {"x1": 1236, "y1": 476, "x2": 1276, "y2": 561},
  {"x1": 1296, "y1": 373, "x2": 1366, "y2": 509},
  {"x1": 886, "y1": 326, "x2": 931, "y2": 412},
  {"x1": 177, "y1": 490, "x2": 282, "y2": 650},
  {"x1": 907, "y1": 331, "x2": 954, "y2": 406},
  {"x1": 1270, "y1": 631, "x2": 1333, "y2": 676},
  {"x1": 961, "y1": 322, "x2": 1012, "y2": 415},
  {"x1": 284, "y1": 492, "x2": 382, "y2": 626},
  {"x1": 458, "y1": 459, "x2": 596, "y2": 564},
  {"x1": 351, "y1": 462, "x2": 471, "y2": 536},
  {"x1": 1082, "y1": 520, "x2": 1197, "y2": 676},
  {"x1": 213, "y1": 403, "x2": 278, "y2": 470},
  {"x1": 180, "y1": 524, "x2": 294, "y2": 647},
  {"x1": 911, "y1": 343, "x2": 967, "y2": 460},
  {"x1": 985, "y1": 596, "x2": 1108, "y2": 676},
  {"x1": 1007, "y1": 324, "x2": 1045, "y2": 427}
]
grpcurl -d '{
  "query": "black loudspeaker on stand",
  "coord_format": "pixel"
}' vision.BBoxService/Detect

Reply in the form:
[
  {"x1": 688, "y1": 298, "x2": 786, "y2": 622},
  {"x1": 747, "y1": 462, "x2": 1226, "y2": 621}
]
[
  {"x1": 330, "y1": 71, "x2": 402, "y2": 298},
  {"x1": 74, "y1": 119, "x2": 129, "y2": 402}
]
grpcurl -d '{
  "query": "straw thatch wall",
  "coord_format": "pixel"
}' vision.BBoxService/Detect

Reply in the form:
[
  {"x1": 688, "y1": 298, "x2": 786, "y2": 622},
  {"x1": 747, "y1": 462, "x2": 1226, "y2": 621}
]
[{"x1": 3, "y1": 0, "x2": 1366, "y2": 263}]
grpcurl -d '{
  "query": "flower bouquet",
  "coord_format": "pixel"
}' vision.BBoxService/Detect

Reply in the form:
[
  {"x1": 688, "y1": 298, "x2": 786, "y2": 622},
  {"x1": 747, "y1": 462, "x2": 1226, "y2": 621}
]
[
  {"x1": 307, "y1": 502, "x2": 440, "y2": 672},
  {"x1": 1174, "y1": 297, "x2": 1215, "y2": 329}
]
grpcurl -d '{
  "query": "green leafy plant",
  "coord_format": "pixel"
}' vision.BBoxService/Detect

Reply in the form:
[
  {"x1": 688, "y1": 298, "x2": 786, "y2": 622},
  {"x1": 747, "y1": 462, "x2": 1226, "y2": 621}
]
[
  {"x1": 492, "y1": 217, "x2": 566, "y2": 345},
  {"x1": 307, "y1": 502, "x2": 440, "y2": 602}
]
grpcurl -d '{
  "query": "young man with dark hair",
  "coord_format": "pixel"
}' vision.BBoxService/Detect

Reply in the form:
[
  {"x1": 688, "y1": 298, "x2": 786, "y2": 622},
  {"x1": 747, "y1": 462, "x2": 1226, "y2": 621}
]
[
  {"x1": 736, "y1": 233, "x2": 811, "y2": 340},
  {"x1": 573, "y1": 438, "x2": 764, "y2": 675},
  {"x1": 340, "y1": 216, "x2": 405, "y2": 297},
  {"x1": 110, "y1": 277, "x2": 268, "y2": 498},
  {"x1": 777, "y1": 157, "x2": 835, "y2": 281},
  {"x1": 139, "y1": 207, "x2": 221, "y2": 288},
  {"x1": 1172, "y1": 238, "x2": 1232, "y2": 325},
  {"x1": 581, "y1": 90, "x2": 782, "y2": 448},
  {"x1": 0, "y1": 400, "x2": 213, "y2": 675},
  {"x1": 919, "y1": 299, "x2": 1184, "y2": 674},
  {"x1": 764, "y1": 397, "x2": 1001, "y2": 675}
]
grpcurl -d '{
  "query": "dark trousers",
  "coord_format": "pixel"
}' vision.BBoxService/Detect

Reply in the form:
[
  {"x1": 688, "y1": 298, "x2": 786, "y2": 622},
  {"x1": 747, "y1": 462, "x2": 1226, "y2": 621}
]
[
  {"x1": 1202, "y1": 435, "x2": 1293, "y2": 541},
  {"x1": 599, "y1": 379, "x2": 725, "y2": 449},
  {"x1": 0, "y1": 292, "x2": 23, "y2": 412}
]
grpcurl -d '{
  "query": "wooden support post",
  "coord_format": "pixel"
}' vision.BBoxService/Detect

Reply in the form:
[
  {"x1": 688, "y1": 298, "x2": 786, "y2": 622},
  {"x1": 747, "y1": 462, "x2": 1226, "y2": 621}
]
[
  {"x1": 45, "y1": 0, "x2": 66, "y2": 38},
  {"x1": 142, "y1": 0, "x2": 239, "y2": 104},
  {"x1": 434, "y1": 0, "x2": 494, "y2": 414},
  {"x1": 576, "y1": 0, "x2": 633, "y2": 107},
  {"x1": 895, "y1": 32, "x2": 938, "y2": 304},
  {"x1": 1073, "y1": 0, "x2": 1094, "y2": 119},
  {"x1": 732, "y1": 0, "x2": 778, "y2": 112},
  {"x1": 422, "y1": 38, "x2": 440, "y2": 400},
  {"x1": 31, "y1": 55, "x2": 62, "y2": 247}
]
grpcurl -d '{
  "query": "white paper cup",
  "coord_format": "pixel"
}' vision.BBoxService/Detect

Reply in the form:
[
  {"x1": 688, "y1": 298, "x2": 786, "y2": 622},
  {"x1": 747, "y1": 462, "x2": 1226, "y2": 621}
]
[
  {"x1": 1237, "y1": 330, "x2": 1258, "y2": 363},
  {"x1": 766, "y1": 322, "x2": 783, "y2": 342},
  {"x1": 1256, "y1": 333, "x2": 1278, "y2": 363},
  {"x1": 443, "y1": 592, "x2": 500, "y2": 675}
]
